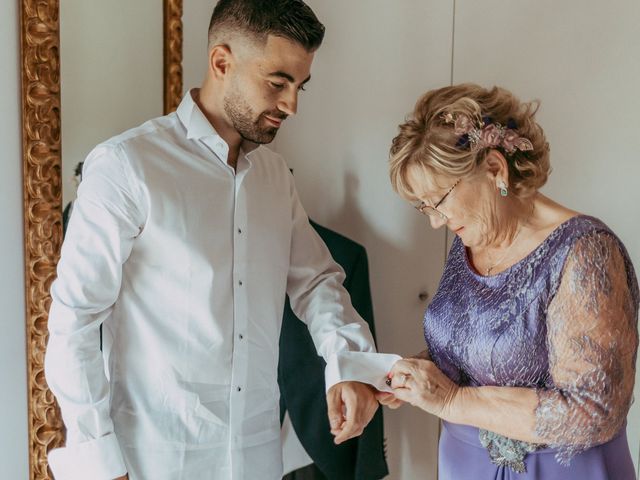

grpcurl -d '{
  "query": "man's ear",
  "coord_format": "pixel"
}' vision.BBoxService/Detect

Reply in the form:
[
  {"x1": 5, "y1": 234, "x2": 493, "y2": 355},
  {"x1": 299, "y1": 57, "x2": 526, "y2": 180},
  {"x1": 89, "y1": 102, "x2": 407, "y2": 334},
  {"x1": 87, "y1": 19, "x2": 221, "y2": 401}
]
[
  {"x1": 209, "y1": 44, "x2": 233, "y2": 80},
  {"x1": 483, "y1": 149, "x2": 510, "y2": 184}
]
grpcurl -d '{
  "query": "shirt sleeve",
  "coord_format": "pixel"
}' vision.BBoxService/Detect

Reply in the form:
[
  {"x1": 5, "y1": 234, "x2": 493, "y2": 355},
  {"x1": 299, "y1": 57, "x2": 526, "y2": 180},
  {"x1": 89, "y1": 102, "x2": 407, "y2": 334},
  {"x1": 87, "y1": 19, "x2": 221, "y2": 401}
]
[
  {"x1": 344, "y1": 246, "x2": 377, "y2": 341},
  {"x1": 535, "y1": 231, "x2": 639, "y2": 464},
  {"x1": 44, "y1": 143, "x2": 146, "y2": 479},
  {"x1": 284, "y1": 175, "x2": 376, "y2": 392}
]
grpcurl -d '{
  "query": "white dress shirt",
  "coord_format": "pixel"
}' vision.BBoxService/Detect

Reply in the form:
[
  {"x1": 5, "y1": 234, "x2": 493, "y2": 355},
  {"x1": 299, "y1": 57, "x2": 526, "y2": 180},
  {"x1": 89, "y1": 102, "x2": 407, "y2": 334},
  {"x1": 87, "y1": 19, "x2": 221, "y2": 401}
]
[{"x1": 45, "y1": 90, "x2": 376, "y2": 480}]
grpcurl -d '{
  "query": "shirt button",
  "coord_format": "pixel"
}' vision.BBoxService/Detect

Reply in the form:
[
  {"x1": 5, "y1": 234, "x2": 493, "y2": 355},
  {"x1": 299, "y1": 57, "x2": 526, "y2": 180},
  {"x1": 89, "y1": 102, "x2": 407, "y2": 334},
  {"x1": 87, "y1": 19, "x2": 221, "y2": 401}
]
[
  {"x1": 239, "y1": 333, "x2": 244, "y2": 340},
  {"x1": 239, "y1": 280, "x2": 243, "y2": 286},
  {"x1": 237, "y1": 386, "x2": 242, "y2": 392},
  {"x1": 237, "y1": 228, "x2": 242, "y2": 234}
]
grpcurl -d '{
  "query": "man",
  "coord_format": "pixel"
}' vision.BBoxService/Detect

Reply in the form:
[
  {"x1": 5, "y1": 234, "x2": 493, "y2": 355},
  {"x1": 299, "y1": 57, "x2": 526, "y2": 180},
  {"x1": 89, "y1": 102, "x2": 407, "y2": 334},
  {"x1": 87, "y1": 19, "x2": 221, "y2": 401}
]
[{"x1": 45, "y1": 1, "x2": 379, "y2": 479}]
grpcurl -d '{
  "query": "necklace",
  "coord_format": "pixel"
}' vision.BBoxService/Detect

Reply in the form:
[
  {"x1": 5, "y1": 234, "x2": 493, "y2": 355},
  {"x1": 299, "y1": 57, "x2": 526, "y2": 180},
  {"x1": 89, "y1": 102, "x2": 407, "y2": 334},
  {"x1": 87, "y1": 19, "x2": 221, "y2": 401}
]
[
  {"x1": 484, "y1": 205, "x2": 534, "y2": 276},
  {"x1": 485, "y1": 225, "x2": 524, "y2": 276}
]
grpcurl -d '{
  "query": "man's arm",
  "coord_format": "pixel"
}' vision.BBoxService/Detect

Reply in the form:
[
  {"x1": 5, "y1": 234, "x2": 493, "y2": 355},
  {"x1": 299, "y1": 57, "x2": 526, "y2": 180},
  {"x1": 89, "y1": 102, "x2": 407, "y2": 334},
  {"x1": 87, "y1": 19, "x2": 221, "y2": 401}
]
[
  {"x1": 284, "y1": 172, "x2": 378, "y2": 443},
  {"x1": 45, "y1": 144, "x2": 145, "y2": 480}
]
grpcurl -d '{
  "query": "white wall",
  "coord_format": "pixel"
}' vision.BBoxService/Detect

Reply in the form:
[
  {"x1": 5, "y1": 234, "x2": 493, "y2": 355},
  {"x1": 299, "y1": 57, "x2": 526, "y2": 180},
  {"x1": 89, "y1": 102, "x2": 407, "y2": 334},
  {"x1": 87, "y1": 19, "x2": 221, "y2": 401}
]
[
  {"x1": 0, "y1": 0, "x2": 29, "y2": 477},
  {"x1": 453, "y1": 0, "x2": 640, "y2": 473}
]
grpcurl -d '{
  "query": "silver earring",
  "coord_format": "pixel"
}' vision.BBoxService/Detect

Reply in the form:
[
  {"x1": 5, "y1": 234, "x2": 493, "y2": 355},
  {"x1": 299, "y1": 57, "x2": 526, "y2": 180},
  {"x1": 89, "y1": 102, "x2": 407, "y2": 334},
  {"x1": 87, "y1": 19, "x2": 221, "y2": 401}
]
[{"x1": 498, "y1": 181, "x2": 508, "y2": 197}]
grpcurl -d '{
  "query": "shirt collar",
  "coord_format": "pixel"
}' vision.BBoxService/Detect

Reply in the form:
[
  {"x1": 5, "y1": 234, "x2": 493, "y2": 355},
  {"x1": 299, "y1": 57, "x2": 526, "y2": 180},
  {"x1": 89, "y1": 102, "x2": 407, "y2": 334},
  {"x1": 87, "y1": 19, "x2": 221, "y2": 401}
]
[{"x1": 176, "y1": 89, "x2": 260, "y2": 155}]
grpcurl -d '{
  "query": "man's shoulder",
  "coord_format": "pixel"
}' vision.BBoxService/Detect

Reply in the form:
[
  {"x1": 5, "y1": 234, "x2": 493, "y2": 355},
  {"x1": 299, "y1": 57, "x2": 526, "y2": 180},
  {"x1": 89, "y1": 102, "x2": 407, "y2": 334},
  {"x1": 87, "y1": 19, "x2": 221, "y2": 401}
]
[
  {"x1": 100, "y1": 112, "x2": 180, "y2": 151},
  {"x1": 81, "y1": 112, "x2": 181, "y2": 175}
]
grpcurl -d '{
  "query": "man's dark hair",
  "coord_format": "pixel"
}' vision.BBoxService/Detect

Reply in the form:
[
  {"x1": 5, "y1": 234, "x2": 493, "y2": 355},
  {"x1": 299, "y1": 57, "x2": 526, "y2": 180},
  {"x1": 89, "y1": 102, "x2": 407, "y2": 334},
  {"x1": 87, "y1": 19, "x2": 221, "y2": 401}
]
[{"x1": 208, "y1": 0, "x2": 325, "y2": 52}]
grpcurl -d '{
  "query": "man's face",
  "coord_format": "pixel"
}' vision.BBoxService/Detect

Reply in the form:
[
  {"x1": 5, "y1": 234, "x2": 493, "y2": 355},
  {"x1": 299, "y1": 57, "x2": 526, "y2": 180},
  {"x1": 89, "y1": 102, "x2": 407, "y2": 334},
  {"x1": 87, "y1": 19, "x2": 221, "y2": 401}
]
[{"x1": 223, "y1": 35, "x2": 315, "y2": 144}]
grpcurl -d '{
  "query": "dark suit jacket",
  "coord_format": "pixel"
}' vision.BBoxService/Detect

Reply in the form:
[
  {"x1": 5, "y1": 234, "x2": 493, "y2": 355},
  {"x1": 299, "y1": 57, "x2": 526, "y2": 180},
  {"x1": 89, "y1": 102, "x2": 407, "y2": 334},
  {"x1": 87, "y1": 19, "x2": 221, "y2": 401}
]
[{"x1": 278, "y1": 221, "x2": 388, "y2": 480}]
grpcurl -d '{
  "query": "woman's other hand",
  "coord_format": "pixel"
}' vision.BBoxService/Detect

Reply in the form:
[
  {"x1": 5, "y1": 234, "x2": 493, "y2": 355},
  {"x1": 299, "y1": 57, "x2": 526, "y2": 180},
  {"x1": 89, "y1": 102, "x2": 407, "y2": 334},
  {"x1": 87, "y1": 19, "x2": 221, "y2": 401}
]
[{"x1": 388, "y1": 358, "x2": 459, "y2": 419}]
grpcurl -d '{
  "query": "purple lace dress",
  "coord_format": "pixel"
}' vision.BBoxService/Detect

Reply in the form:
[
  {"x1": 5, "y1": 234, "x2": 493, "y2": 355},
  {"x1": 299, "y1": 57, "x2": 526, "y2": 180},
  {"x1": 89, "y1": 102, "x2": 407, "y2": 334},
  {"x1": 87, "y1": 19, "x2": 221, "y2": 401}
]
[{"x1": 425, "y1": 216, "x2": 639, "y2": 479}]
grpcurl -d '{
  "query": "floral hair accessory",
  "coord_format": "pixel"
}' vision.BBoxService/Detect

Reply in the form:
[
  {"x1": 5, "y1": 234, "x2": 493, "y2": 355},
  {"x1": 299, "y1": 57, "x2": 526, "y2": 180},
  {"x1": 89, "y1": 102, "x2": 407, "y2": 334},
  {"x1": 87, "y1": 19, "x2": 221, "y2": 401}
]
[{"x1": 442, "y1": 113, "x2": 534, "y2": 154}]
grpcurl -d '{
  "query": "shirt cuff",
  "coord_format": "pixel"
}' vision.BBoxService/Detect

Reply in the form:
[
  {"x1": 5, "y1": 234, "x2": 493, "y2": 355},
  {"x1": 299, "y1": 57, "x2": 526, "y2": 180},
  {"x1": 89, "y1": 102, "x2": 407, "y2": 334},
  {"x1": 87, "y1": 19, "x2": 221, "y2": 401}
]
[
  {"x1": 48, "y1": 433, "x2": 127, "y2": 480},
  {"x1": 324, "y1": 351, "x2": 403, "y2": 393}
]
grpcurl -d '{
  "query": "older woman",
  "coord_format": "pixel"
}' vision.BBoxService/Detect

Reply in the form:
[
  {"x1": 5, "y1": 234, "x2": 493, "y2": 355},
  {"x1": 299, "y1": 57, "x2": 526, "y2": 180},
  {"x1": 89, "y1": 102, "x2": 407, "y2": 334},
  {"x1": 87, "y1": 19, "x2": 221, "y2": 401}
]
[{"x1": 379, "y1": 84, "x2": 639, "y2": 479}]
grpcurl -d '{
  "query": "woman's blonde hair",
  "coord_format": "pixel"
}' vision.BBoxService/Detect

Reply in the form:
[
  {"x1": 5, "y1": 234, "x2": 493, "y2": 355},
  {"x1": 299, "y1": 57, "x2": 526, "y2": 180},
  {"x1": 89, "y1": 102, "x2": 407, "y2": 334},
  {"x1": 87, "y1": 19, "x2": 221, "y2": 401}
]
[{"x1": 389, "y1": 84, "x2": 550, "y2": 200}]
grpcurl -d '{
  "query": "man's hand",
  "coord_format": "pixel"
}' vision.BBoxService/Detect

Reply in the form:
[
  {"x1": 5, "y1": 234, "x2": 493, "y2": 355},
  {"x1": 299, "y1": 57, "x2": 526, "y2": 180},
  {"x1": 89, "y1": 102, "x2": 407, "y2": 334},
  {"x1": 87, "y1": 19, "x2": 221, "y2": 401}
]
[
  {"x1": 326, "y1": 381, "x2": 379, "y2": 445},
  {"x1": 114, "y1": 475, "x2": 128, "y2": 480}
]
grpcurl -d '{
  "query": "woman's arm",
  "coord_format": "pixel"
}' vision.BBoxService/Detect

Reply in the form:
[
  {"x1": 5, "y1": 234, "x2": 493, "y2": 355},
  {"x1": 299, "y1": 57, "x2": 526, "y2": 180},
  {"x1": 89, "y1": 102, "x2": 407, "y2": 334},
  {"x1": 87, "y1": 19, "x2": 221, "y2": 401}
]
[
  {"x1": 533, "y1": 232, "x2": 637, "y2": 459},
  {"x1": 447, "y1": 384, "x2": 541, "y2": 442},
  {"x1": 390, "y1": 232, "x2": 638, "y2": 453},
  {"x1": 388, "y1": 358, "x2": 543, "y2": 442}
]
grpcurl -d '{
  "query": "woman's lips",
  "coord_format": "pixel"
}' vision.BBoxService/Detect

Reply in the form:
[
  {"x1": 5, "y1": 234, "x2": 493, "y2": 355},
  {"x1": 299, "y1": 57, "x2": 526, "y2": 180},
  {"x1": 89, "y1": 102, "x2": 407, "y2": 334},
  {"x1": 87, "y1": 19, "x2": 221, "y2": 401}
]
[{"x1": 453, "y1": 227, "x2": 464, "y2": 234}]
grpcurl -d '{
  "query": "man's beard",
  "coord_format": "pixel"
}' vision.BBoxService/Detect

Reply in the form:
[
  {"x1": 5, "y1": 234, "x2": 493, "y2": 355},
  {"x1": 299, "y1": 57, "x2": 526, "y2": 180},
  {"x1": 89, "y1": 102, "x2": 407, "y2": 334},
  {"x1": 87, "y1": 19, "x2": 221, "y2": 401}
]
[{"x1": 223, "y1": 89, "x2": 286, "y2": 145}]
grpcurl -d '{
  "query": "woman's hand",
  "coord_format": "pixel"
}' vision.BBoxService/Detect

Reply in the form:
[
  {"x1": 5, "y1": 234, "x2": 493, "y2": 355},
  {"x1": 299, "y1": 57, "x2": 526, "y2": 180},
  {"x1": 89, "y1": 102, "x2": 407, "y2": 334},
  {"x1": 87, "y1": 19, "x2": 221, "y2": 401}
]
[
  {"x1": 375, "y1": 391, "x2": 404, "y2": 409},
  {"x1": 387, "y1": 358, "x2": 459, "y2": 419},
  {"x1": 375, "y1": 350, "x2": 432, "y2": 409}
]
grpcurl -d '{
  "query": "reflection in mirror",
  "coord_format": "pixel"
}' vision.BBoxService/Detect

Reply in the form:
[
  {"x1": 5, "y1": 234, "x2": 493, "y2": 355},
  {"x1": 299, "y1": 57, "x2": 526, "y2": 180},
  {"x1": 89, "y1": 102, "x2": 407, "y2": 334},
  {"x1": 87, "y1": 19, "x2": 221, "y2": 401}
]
[{"x1": 60, "y1": 0, "x2": 163, "y2": 207}]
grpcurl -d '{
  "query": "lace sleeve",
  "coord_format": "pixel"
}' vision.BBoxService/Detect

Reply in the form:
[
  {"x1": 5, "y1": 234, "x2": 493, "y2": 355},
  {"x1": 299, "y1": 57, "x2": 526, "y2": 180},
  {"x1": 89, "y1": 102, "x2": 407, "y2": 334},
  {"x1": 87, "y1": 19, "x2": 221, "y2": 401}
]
[{"x1": 535, "y1": 231, "x2": 639, "y2": 464}]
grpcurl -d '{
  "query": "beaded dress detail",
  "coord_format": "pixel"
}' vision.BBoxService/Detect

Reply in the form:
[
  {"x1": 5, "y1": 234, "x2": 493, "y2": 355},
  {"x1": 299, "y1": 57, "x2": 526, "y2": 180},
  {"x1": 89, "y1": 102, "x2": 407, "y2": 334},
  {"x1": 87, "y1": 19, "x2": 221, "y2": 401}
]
[{"x1": 424, "y1": 215, "x2": 639, "y2": 473}]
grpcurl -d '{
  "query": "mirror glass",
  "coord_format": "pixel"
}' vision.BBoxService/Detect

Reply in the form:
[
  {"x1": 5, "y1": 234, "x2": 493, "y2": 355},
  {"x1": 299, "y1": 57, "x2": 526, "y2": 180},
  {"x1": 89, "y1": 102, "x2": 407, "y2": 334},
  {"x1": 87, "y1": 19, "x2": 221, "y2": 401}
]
[{"x1": 60, "y1": 0, "x2": 164, "y2": 207}]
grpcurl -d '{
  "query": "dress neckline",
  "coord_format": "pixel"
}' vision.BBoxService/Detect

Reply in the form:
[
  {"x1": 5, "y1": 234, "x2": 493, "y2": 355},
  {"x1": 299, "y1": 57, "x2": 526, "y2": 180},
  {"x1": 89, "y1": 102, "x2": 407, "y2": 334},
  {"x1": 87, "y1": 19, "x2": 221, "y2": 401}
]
[{"x1": 462, "y1": 214, "x2": 587, "y2": 279}]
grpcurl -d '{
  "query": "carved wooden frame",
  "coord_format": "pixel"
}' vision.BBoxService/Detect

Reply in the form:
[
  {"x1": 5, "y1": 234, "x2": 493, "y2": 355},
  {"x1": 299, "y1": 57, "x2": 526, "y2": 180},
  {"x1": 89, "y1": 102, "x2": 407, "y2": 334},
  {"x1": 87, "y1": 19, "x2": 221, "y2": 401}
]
[
  {"x1": 20, "y1": 1, "x2": 182, "y2": 478},
  {"x1": 164, "y1": 0, "x2": 184, "y2": 115}
]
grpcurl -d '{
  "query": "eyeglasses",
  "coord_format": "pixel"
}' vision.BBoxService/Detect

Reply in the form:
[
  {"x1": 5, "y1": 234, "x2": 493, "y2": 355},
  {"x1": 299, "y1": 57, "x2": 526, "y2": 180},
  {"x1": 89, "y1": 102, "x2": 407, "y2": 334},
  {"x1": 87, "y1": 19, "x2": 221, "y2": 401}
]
[{"x1": 413, "y1": 179, "x2": 461, "y2": 222}]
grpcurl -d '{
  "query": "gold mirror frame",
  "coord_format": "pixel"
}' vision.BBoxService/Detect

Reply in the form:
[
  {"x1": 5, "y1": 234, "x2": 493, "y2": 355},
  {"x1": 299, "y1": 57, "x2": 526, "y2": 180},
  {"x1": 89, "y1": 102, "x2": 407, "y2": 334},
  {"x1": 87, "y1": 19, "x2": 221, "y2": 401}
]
[{"x1": 20, "y1": 1, "x2": 182, "y2": 478}]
